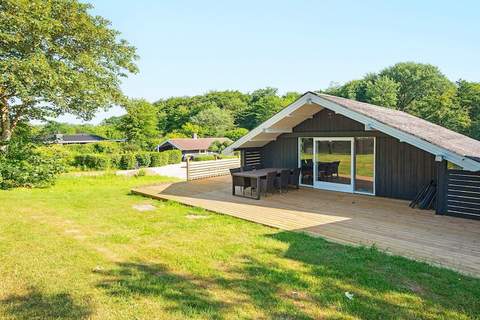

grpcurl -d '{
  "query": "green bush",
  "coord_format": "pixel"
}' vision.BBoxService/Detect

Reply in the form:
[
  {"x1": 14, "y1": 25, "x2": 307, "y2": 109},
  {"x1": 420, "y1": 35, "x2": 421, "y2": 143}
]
[
  {"x1": 165, "y1": 150, "x2": 182, "y2": 164},
  {"x1": 73, "y1": 154, "x2": 110, "y2": 170},
  {"x1": 135, "y1": 152, "x2": 151, "y2": 167},
  {"x1": 119, "y1": 153, "x2": 137, "y2": 170},
  {"x1": 109, "y1": 154, "x2": 122, "y2": 169},
  {"x1": 192, "y1": 155, "x2": 216, "y2": 161},
  {"x1": 0, "y1": 144, "x2": 65, "y2": 189},
  {"x1": 150, "y1": 152, "x2": 168, "y2": 167},
  {"x1": 91, "y1": 141, "x2": 122, "y2": 154},
  {"x1": 36, "y1": 145, "x2": 76, "y2": 167}
]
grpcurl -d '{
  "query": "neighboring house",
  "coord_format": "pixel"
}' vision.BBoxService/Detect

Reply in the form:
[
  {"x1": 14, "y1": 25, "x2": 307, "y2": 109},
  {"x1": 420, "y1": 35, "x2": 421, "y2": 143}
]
[
  {"x1": 156, "y1": 134, "x2": 231, "y2": 160},
  {"x1": 223, "y1": 91, "x2": 480, "y2": 219},
  {"x1": 48, "y1": 133, "x2": 123, "y2": 144}
]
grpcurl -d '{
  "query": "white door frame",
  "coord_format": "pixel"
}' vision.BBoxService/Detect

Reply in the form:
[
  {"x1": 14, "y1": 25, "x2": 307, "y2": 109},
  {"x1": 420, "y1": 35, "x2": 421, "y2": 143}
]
[{"x1": 313, "y1": 137, "x2": 354, "y2": 193}]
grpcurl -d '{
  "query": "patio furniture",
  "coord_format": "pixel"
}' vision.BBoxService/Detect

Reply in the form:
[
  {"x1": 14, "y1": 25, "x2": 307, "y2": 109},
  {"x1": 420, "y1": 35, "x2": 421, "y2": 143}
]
[
  {"x1": 275, "y1": 169, "x2": 290, "y2": 193},
  {"x1": 260, "y1": 171, "x2": 278, "y2": 197},
  {"x1": 289, "y1": 167, "x2": 301, "y2": 189},
  {"x1": 230, "y1": 168, "x2": 251, "y2": 195},
  {"x1": 330, "y1": 161, "x2": 340, "y2": 177},
  {"x1": 301, "y1": 159, "x2": 313, "y2": 185},
  {"x1": 317, "y1": 161, "x2": 341, "y2": 180},
  {"x1": 231, "y1": 168, "x2": 290, "y2": 199}
]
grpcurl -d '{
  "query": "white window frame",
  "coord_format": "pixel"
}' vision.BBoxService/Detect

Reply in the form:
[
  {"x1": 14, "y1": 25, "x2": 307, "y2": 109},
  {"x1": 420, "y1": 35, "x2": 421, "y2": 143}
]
[{"x1": 297, "y1": 136, "x2": 376, "y2": 195}]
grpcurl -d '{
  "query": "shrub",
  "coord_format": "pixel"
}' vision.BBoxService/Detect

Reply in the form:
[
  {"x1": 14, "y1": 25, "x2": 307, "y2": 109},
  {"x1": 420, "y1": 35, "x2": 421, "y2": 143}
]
[
  {"x1": 135, "y1": 152, "x2": 151, "y2": 167},
  {"x1": 192, "y1": 155, "x2": 216, "y2": 161},
  {"x1": 134, "y1": 169, "x2": 147, "y2": 177},
  {"x1": 91, "y1": 141, "x2": 122, "y2": 154},
  {"x1": 119, "y1": 153, "x2": 137, "y2": 170},
  {"x1": 73, "y1": 154, "x2": 110, "y2": 170},
  {"x1": 36, "y1": 145, "x2": 76, "y2": 167},
  {"x1": 0, "y1": 145, "x2": 65, "y2": 189},
  {"x1": 165, "y1": 150, "x2": 182, "y2": 164},
  {"x1": 150, "y1": 152, "x2": 168, "y2": 167},
  {"x1": 109, "y1": 154, "x2": 122, "y2": 169}
]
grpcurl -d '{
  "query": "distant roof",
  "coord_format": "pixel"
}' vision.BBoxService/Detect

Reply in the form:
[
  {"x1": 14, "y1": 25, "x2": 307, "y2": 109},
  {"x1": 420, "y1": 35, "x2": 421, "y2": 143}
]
[
  {"x1": 223, "y1": 91, "x2": 480, "y2": 171},
  {"x1": 48, "y1": 133, "x2": 122, "y2": 144},
  {"x1": 158, "y1": 137, "x2": 231, "y2": 151}
]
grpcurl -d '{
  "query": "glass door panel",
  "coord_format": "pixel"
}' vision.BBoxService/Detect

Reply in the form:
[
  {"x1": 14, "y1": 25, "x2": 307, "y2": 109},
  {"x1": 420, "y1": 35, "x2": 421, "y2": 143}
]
[
  {"x1": 354, "y1": 137, "x2": 375, "y2": 194},
  {"x1": 314, "y1": 138, "x2": 353, "y2": 192},
  {"x1": 299, "y1": 138, "x2": 313, "y2": 186}
]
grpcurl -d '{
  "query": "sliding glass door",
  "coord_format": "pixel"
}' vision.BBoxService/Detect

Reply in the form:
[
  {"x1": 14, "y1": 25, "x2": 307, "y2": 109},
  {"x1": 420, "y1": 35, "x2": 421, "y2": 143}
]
[
  {"x1": 313, "y1": 138, "x2": 354, "y2": 192},
  {"x1": 298, "y1": 137, "x2": 375, "y2": 195}
]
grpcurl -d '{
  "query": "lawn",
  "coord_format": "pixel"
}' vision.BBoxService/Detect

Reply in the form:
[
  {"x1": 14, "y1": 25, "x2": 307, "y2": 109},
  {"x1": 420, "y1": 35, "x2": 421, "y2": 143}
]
[{"x1": 0, "y1": 175, "x2": 479, "y2": 319}]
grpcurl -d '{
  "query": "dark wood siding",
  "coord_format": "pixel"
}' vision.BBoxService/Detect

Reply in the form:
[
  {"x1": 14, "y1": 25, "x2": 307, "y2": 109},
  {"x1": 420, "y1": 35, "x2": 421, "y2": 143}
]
[
  {"x1": 262, "y1": 137, "x2": 298, "y2": 169},
  {"x1": 294, "y1": 109, "x2": 364, "y2": 132},
  {"x1": 375, "y1": 137, "x2": 437, "y2": 200},
  {"x1": 446, "y1": 170, "x2": 480, "y2": 220},
  {"x1": 260, "y1": 108, "x2": 439, "y2": 201}
]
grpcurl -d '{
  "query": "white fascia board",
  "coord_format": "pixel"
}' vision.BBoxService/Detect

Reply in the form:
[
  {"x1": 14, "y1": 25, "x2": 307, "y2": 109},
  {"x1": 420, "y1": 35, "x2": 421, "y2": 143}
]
[
  {"x1": 222, "y1": 94, "x2": 312, "y2": 154},
  {"x1": 312, "y1": 95, "x2": 480, "y2": 171},
  {"x1": 263, "y1": 128, "x2": 292, "y2": 133}
]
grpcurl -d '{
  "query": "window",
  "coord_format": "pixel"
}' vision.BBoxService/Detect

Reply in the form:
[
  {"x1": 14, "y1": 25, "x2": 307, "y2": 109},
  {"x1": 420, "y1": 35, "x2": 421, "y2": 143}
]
[{"x1": 354, "y1": 137, "x2": 375, "y2": 194}]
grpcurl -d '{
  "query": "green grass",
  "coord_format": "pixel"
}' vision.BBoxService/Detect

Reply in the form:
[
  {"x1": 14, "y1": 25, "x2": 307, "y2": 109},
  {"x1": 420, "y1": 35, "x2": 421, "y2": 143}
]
[
  {"x1": 301, "y1": 153, "x2": 374, "y2": 177},
  {"x1": 0, "y1": 175, "x2": 479, "y2": 319}
]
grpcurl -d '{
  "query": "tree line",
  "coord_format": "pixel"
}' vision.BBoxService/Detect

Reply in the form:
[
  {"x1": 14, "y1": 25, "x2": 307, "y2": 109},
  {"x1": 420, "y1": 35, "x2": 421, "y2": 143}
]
[{"x1": 39, "y1": 62, "x2": 480, "y2": 146}]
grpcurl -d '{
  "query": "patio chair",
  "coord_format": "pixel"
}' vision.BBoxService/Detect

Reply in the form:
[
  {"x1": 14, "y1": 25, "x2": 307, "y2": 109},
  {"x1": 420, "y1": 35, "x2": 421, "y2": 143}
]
[
  {"x1": 275, "y1": 169, "x2": 290, "y2": 193},
  {"x1": 242, "y1": 165, "x2": 255, "y2": 172},
  {"x1": 260, "y1": 171, "x2": 278, "y2": 197},
  {"x1": 301, "y1": 160, "x2": 313, "y2": 185},
  {"x1": 230, "y1": 168, "x2": 251, "y2": 195},
  {"x1": 330, "y1": 161, "x2": 340, "y2": 177},
  {"x1": 289, "y1": 168, "x2": 301, "y2": 189}
]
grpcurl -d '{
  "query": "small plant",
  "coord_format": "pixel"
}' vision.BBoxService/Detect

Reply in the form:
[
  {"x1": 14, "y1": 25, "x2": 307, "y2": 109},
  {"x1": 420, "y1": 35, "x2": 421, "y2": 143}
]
[{"x1": 134, "y1": 169, "x2": 147, "y2": 177}]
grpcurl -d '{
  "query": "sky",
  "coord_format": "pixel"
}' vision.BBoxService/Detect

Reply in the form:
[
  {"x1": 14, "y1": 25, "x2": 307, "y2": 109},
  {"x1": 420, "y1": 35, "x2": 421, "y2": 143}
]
[{"x1": 59, "y1": 0, "x2": 480, "y2": 124}]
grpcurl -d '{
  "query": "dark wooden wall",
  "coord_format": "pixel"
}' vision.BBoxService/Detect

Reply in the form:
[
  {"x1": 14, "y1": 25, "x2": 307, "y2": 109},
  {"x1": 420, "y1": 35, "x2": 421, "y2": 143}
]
[
  {"x1": 445, "y1": 170, "x2": 480, "y2": 220},
  {"x1": 243, "y1": 109, "x2": 439, "y2": 201},
  {"x1": 375, "y1": 137, "x2": 437, "y2": 200}
]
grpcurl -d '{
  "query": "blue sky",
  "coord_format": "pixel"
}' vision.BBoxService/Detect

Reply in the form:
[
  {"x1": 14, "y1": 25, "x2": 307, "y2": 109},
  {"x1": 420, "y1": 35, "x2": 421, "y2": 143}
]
[{"x1": 60, "y1": 0, "x2": 480, "y2": 123}]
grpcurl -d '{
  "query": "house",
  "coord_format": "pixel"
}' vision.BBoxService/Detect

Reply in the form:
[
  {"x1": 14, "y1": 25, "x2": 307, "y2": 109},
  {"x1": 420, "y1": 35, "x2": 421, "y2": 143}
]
[
  {"x1": 156, "y1": 134, "x2": 232, "y2": 160},
  {"x1": 223, "y1": 92, "x2": 480, "y2": 220},
  {"x1": 48, "y1": 133, "x2": 123, "y2": 144}
]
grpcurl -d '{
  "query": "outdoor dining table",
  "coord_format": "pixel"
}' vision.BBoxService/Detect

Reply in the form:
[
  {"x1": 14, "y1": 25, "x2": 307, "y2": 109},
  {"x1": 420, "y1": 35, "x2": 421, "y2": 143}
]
[{"x1": 232, "y1": 168, "x2": 290, "y2": 200}]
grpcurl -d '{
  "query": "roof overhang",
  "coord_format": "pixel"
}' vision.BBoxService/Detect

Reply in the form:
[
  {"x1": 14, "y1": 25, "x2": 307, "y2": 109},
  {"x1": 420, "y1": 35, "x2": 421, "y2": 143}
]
[{"x1": 223, "y1": 92, "x2": 480, "y2": 171}]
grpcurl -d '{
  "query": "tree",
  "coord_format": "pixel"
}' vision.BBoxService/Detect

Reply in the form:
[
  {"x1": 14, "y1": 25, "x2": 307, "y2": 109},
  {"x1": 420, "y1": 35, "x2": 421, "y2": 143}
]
[
  {"x1": 118, "y1": 99, "x2": 158, "y2": 146},
  {"x1": 225, "y1": 128, "x2": 249, "y2": 141},
  {"x1": 456, "y1": 80, "x2": 480, "y2": 139},
  {"x1": 237, "y1": 88, "x2": 282, "y2": 129},
  {"x1": 378, "y1": 62, "x2": 452, "y2": 112},
  {"x1": 190, "y1": 106, "x2": 234, "y2": 136},
  {"x1": 365, "y1": 76, "x2": 399, "y2": 108},
  {"x1": 0, "y1": 0, "x2": 138, "y2": 149}
]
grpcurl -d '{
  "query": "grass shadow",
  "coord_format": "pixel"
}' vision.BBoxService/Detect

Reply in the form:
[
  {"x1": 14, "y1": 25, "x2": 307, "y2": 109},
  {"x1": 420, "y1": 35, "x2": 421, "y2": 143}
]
[
  {"x1": 1, "y1": 287, "x2": 91, "y2": 320},
  {"x1": 267, "y1": 231, "x2": 480, "y2": 319},
  {"x1": 95, "y1": 262, "x2": 228, "y2": 319}
]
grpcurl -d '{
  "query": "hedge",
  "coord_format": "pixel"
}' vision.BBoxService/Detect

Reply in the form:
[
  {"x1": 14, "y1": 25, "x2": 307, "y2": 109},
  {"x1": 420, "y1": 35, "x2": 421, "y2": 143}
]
[
  {"x1": 42, "y1": 146, "x2": 183, "y2": 171},
  {"x1": 166, "y1": 150, "x2": 182, "y2": 164},
  {"x1": 73, "y1": 154, "x2": 110, "y2": 170},
  {"x1": 135, "y1": 152, "x2": 151, "y2": 167},
  {"x1": 119, "y1": 153, "x2": 137, "y2": 170}
]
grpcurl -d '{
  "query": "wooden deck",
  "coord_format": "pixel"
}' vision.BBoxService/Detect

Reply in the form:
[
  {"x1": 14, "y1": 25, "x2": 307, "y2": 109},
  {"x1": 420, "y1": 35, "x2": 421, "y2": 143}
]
[{"x1": 132, "y1": 175, "x2": 480, "y2": 277}]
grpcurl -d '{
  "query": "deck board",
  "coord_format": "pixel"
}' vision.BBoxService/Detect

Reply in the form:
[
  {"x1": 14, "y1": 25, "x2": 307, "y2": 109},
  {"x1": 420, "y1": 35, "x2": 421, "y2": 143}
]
[{"x1": 132, "y1": 175, "x2": 480, "y2": 277}]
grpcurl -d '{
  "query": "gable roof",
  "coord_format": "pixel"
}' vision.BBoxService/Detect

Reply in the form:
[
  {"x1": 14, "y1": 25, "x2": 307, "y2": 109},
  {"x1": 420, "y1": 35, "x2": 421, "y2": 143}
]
[
  {"x1": 158, "y1": 137, "x2": 231, "y2": 151},
  {"x1": 49, "y1": 133, "x2": 107, "y2": 144},
  {"x1": 223, "y1": 92, "x2": 480, "y2": 171}
]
